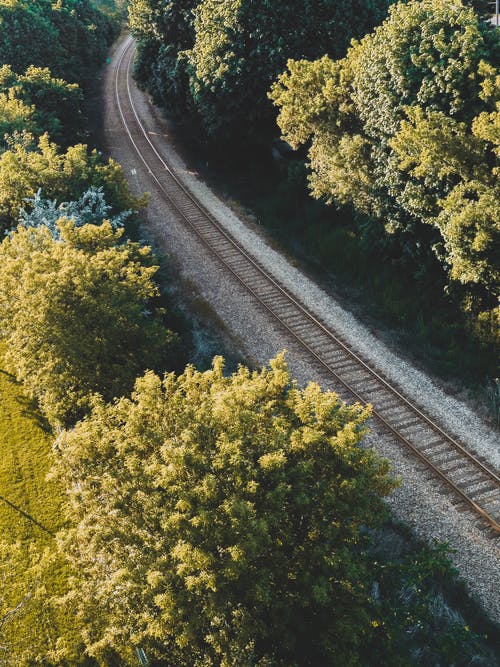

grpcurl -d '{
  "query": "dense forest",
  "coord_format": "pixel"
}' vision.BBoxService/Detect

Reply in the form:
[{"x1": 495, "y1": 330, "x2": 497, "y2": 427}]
[{"x1": 0, "y1": 0, "x2": 498, "y2": 664}]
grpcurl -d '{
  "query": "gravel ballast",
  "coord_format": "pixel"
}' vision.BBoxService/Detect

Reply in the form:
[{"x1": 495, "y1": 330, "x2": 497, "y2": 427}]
[{"x1": 103, "y1": 35, "x2": 500, "y2": 622}]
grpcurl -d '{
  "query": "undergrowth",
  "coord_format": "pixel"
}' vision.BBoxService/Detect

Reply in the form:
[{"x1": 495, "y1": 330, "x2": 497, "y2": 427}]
[{"x1": 366, "y1": 521, "x2": 500, "y2": 665}]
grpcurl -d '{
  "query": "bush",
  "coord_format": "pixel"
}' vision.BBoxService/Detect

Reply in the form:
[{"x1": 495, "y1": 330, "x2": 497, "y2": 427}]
[{"x1": 0, "y1": 220, "x2": 176, "y2": 427}]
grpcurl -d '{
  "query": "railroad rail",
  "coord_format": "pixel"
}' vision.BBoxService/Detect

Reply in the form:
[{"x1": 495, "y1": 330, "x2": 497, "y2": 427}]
[{"x1": 114, "y1": 35, "x2": 500, "y2": 535}]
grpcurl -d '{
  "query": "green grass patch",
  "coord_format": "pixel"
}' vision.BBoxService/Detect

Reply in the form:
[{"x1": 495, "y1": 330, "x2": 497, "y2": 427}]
[{"x1": 0, "y1": 347, "x2": 90, "y2": 664}]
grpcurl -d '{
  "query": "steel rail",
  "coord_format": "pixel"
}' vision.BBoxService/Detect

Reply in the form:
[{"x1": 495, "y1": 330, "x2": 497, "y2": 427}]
[{"x1": 114, "y1": 36, "x2": 500, "y2": 533}]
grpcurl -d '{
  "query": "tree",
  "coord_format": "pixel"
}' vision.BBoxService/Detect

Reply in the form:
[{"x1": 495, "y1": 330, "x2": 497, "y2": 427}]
[
  {"x1": 0, "y1": 220, "x2": 175, "y2": 427},
  {"x1": 129, "y1": 0, "x2": 199, "y2": 118},
  {"x1": 0, "y1": 1, "x2": 57, "y2": 76},
  {"x1": 54, "y1": 355, "x2": 394, "y2": 665},
  {"x1": 0, "y1": 65, "x2": 83, "y2": 146},
  {"x1": 0, "y1": 0, "x2": 116, "y2": 87},
  {"x1": 390, "y1": 104, "x2": 499, "y2": 297},
  {"x1": 48, "y1": 0, "x2": 118, "y2": 87},
  {"x1": 0, "y1": 91, "x2": 36, "y2": 151},
  {"x1": 18, "y1": 186, "x2": 130, "y2": 235},
  {"x1": 0, "y1": 134, "x2": 141, "y2": 230},
  {"x1": 186, "y1": 0, "x2": 391, "y2": 145},
  {"x1": 270, "y1": 0, "x2": 499, "y2": 310}
]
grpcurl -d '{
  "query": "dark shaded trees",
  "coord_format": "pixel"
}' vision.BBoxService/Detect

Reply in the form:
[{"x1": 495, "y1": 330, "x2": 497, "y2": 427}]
[
  {"x1": 186, "y1": 0, "x2": 391, "y2": 145},
  {"x1": 0, "y1": 0, "x2": 116, "y2": 87},
  {"x1": 129, "y1": 0, "x2": 199, "y2": 117},
  {"x1": 128, "y1": 0, "x2": 392, "y2": 145}
]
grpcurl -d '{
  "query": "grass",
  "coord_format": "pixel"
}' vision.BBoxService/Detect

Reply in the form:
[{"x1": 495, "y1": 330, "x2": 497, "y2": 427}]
[{"x1": 0, "y1": 347, "x2": 90, "y2": 664}]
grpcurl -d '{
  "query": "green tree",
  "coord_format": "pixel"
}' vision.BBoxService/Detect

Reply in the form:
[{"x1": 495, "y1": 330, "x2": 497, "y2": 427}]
[
  {"x1": 390, "y1": 104, "x2": 499, "y2": 297},
  {"x1": 0, "y1": 1, "x2": 57, "y2": 75},
  {"x1": 0, "y1": 134, "x2": 140, "y2": 230},
  {"x1": 49, "y1": 0, "x2": 117, "y2": 87},
  {"x1": 0, "y1": 91, "x2": 36, "y2": 150},
  {"x1": 270, "y1": 0, "x2": 499, "y2": 310},
  {"x1": 0, "y1": 220, "x2": 175, "y2": 427},
  {"x1": 129, "y1": 0, "x2": 199, "y2": 117},
  {"x1": 54, "y1": 356, "x2": 394, "y2": 665},
  {"x1": 186, "y1": 0, "x2": 391, "y2": 145},
  {"x1": 0, "y1": 0, "x2": 116, "y2": 87},
  {"x1": 0, "y1": 65, "x2": 83, "y2": 146}
]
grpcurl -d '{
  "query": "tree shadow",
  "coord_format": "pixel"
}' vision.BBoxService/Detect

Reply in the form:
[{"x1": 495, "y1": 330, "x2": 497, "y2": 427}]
[
  {"x1": 0, "y1": 369, "x2": 52, "y2": 433},
  {"x1": 14, "y1": 393, "x2": 52, "y2": 434},
  {"x1": 0, "y1": 494, "x2": 55, "y2": 537}
]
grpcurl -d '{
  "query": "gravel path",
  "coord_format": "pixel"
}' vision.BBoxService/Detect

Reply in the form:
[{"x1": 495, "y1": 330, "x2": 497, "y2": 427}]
[{"x1": 103, "y1": 35, "x2": 500, "y2": 622}]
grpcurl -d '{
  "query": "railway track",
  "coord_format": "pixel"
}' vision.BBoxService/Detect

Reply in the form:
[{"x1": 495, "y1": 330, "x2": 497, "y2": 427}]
[{"x1": 114, "y1": 35, "x2": 500, "y2": 535}]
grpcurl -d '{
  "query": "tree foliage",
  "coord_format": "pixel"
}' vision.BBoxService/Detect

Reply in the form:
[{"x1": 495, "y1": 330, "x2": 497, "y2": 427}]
[
  {"x1": 18, "y1": 186, "x2": 130, "y2": 235},
  {"x1": 186, "y1": 0, "x2": 391, "y2": 144},
  {"x1": 270, "y1": 0, "x2": 499, "y2": 315},
  {"x1": 54, "y1": 355, "x2": 394, "y2": 665},
  {"x1": 0, "y1": 90, "x2": 34, "y2": 151},
  {"x1": 0, "y1": 220, "x2": 175, "y2": 427},
  {"x1": 129, "y1": 0, "x2": 199, "y2": 117},
  {"x1": 128, "y1": 0, "x2": 391, "y2": 142},
  {"x1": 0, "y1": 0, "x2": 117, "y2": 87},
  {"x1": 0, "y1": 134, "x2": 140, "y2": 230},
  {"x1": 0, "y1": 65, "x2": 83, "y2": 147}
]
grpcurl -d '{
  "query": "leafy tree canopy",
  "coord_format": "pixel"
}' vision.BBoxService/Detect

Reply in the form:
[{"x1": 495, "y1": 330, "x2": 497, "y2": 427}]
[
  {"x1": 0, "y1": 0, "x2": 117, "y2": 86},
  {"x1": 18, "y1": 186, "x2": 130, "y2": 235},
  {"x1": 128, "y1": 0, "x2": 391, "y2": 140},
  {"x1": 270, "y1": 0, "x2": 499, "y2": 313},
  {"x1": 54, "y1": 356, "x2": 394, "y2": 665},
  {"x1": 0, "y1": 134, "x2": 141, "y2": 230},
  {"x1": 0, "y1": 65, "x2": 83, "y2": 147},
  {"x1": 0, "y1": 0, "x2": 56, "y2": 75},
  {"x1": 129, "y1": 0, "x2": 199, "y2": 117},
  {"x1": 0, "y1": 90, "x2": 35, "y2": 151},
  {"x1": 186, "y1": 0, "x2": 392, "y2": 145},
  {"x1": 0, "y1": 220, "x2": 175, "y2": 427}
]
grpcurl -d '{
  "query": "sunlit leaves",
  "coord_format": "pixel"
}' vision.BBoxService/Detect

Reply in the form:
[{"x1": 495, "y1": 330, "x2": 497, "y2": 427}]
[
  {"x1": 55, "y1": 355, "x2": 394, "y2": 664},
  {"x1": 0, "y1": 65, "x2": 83, "y2": 146},
  {"x1": 0, "y1": 134, "x2": 141, "y2": 230},
  {"x1": 271, "y1": 0, "x2": 499, "y2": 310},
  {"x1": 0, "y1": 220, "x2": 175, "y2": 426}
]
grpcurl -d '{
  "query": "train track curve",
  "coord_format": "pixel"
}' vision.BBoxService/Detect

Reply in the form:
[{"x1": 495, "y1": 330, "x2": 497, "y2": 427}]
[{"x1": 114, "y1": 35, "x2": 500, "y2": 535}]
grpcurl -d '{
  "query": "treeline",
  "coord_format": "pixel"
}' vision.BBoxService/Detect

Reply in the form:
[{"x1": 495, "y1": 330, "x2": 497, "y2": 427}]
[
  {"x1": 0, "y1": 0, "x2": 179, "y2": 661},
  {"x1": 0, "y1": 2, "x2": 178, "y2": 423},
  {"x1": 270, "y1": 0, "x2": 499, "y2": 346},
  {"x1": 0, "y1": 0, "x2": 135, "y2": 232},
  {"x1": 130, "y1": 0, "x2": 499, "y2": 381},
  {"x1": 0, "y1": 0, "x2": 117, "y2": 86},
  {"x1": 129, "y1": 0, "x2": 392, "y2": 143}
]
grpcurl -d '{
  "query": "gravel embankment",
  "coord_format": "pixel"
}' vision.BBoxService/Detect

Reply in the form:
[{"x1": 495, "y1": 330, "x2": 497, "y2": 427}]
[{"x1": 103, "y1": 35, "x2": 500, "y2": 622}]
